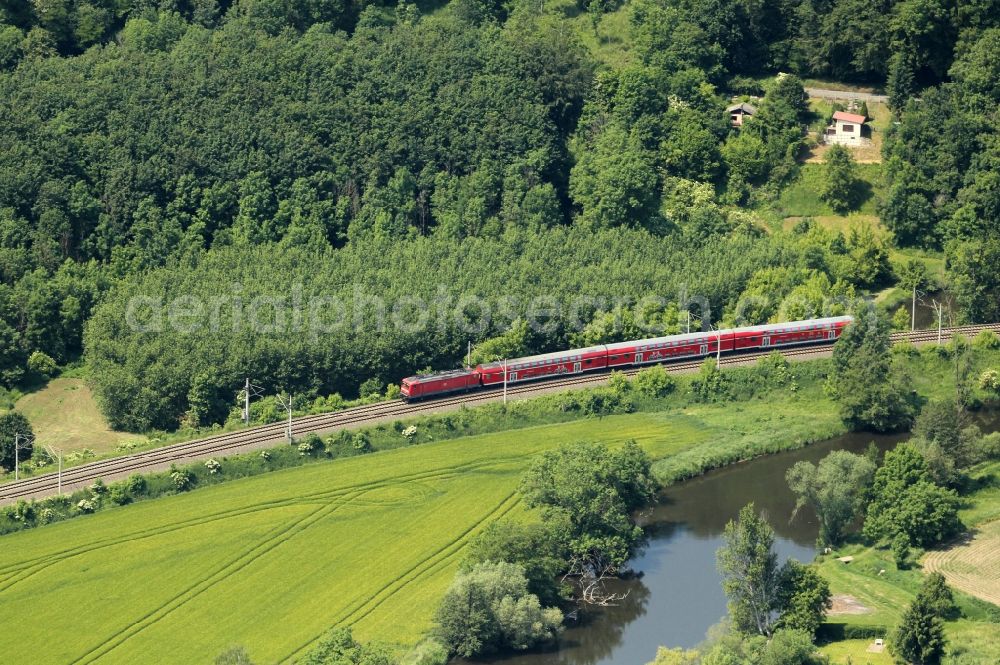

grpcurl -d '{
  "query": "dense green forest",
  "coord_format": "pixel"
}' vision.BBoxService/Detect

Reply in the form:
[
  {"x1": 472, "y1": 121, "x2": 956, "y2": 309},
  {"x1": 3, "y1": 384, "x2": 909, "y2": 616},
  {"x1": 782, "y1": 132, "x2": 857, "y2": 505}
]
[{"x1": 1, "y1": 0, "x2": 998, "y2": 429}]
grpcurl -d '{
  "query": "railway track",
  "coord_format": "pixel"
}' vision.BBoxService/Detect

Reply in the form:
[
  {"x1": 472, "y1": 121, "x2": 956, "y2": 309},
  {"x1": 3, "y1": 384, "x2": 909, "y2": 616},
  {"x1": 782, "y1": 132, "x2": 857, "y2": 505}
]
[{"x1": 3, "y1": 322, "x2": 999, "y2": 505}]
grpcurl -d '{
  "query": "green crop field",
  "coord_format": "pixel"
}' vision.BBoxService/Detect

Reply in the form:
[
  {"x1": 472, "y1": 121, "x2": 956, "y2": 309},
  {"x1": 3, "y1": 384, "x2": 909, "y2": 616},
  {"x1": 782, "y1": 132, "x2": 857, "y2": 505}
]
[{"x1": 0, "y1": 397, "x2": 842, "y2": 664}]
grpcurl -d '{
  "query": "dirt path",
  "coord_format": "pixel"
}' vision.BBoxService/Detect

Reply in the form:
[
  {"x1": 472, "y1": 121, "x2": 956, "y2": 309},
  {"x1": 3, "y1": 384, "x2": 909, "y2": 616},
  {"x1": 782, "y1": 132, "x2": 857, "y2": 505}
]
[
  {"x1": 922, "y1": 520, "x2": 1000, "y2": 607},
  {"x1": 828, "y1": 594, "x2": 872, "y2": 615}
]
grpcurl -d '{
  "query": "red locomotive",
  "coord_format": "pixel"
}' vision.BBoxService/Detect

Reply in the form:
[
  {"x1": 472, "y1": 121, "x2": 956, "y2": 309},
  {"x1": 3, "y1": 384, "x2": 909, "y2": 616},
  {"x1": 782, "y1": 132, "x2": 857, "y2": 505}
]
[{"x1": 399, "y1": 315, "x2": 852, "y2": 401}]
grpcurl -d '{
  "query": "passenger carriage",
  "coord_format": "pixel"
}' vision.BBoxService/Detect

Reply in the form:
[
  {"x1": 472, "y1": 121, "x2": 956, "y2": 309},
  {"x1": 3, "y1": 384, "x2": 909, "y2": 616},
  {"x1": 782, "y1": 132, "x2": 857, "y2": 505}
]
[
  {"x1": 605, "y1": 330, "x2": 735, "y2": 369},
  {"x1": 730, "y1": 316, "x2": 852, "y2": 351},
  {"x1": 476, "y1": 345, "x2": 607, "y2": 386},
  {"x1": 399, "y1": 316, "x2": 854, "y2": 401}
]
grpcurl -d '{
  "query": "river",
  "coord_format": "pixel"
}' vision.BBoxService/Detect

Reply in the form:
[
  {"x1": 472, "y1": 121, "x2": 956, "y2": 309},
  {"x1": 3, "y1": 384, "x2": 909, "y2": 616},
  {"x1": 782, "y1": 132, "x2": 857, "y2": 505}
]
[{"x1": 460, "y1": 429, "x2": 914, "y2": 665}]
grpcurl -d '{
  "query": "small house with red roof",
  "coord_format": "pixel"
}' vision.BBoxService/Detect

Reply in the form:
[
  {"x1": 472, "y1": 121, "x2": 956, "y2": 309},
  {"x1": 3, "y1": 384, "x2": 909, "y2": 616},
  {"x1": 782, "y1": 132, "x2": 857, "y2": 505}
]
[{"x1": 824, "y1": 110, "x2": 870, "y2": 146}]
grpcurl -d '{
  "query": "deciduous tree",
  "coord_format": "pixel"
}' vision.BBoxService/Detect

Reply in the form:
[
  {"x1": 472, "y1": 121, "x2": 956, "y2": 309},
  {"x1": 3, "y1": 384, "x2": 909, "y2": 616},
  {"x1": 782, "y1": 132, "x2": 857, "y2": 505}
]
[
  {"x1": 0, "y1": 411, "x2": 33, "y2": 471},
  {"x1": 717, "y1": 503, "x2": 782, "y2": 637},
  {"x1": 829, "y1": 312, "x2": 917, "y2": 432},
  {"x1": 786, "y1": 450, "x2": 876, "y2": 546}
]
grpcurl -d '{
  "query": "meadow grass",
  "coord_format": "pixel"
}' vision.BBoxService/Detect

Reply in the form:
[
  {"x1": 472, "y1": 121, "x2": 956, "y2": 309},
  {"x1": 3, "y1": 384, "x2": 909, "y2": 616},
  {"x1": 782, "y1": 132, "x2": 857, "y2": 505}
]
[
  {"x1": 13, "y1": 378, "x2": 146, "y2": 454},
  {"x1": 775, "y1": 163, "x2": 884, "y2": 218},
  {"x1": 818, "y1": 639, "x2": 894, "y2": 665}
]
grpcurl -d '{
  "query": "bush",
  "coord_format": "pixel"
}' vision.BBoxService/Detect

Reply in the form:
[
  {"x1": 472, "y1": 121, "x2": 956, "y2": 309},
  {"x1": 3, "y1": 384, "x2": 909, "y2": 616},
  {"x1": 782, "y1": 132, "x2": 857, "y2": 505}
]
[
  {"x1": 401, "y1": 640, "x2": 449, "y2": 665},
  {"x1": 691, "y1": 358, "x2": 728, "y2": 402},
  {"x1": 892, "y1": 305, "x2": 911, "y2": 331},
  {"x1": 756, "y1": 351, "x2": 792, "y2": 386},
  {"x1": 633, "y1": 364, "x2": 676, "y2": 398},
  {"x1": 980, "y1": 432, "x2": 1000, "y2": 460},
  {"x1": 359, "y1": 377, "x2": 383, "y2": 400},
  {"x1": 11, "y1": 500, "x2": 35, "y2": 524},
  {"x1": 27, "y1": 351, "x2": 58, "y2": 379},
  {"x1": 578, "y1": 388, "x2": 633, "y2": 416},
  {"x1": 125, "y1": 474, "x2": 147, "y2": 495},
  {"x1": 297, "y1": 432, "x2": 323, "y2": 456},
  {"x1": 979, "y1": 369, "x2": 1000, "y2": 395},
  {"x1": 352, "y1": 432, "x2": 372, "y2": 453},
  {"x1": 607, "y1": 371, "x2": 631, "y2": 395},
  {"x1": 108, "y1": 485, "x2": 132, "y2": 505},
  {"x1": 205, "y1": 458, "x2": 222, "y2": 474},
  {"x1": 434, "y1": 562, "x2": 562, "y2": 657},
  {"x1": 170, "y1": 467, "x2": 194, "y2": 491},
  {"x1": 973, "y1": 329, "x2": 1000, "y2": 350},
  {"x1": 301, "y1": 627, "x2": 393, "y2": 665}
]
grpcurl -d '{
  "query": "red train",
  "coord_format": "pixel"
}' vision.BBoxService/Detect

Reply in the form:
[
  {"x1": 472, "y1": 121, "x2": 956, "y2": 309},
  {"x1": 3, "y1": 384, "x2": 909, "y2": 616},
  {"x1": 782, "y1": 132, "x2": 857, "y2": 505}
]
[{"x1": 400, "y1": 316, "x2": 853, "y2": 401}]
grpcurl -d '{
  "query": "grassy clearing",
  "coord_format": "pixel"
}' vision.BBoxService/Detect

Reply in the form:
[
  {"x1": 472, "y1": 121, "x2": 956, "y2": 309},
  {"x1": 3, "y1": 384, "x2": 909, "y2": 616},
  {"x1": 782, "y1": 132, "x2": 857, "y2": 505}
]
[
  {"x1": 781, "y1": 214, "x2": 882, "y2": 234},
  {"x1": 535, "y1": 0, "x2": 635, "y2": 70},
  {"x1": 801, "y1": 80, "x2": 886, "y2": 95},
  {"x1": 775, "y1": 163, "x2": 884, "y2": 219},
  {"x1": 13, "y1": 378, "x2": 145, "y2": 454},
  {"x1": 819, "y1": 639, "x2": 893, "y2": 665},
  {"x1": 817, "y1": 541, "x2": 1000, "y2": 664}
]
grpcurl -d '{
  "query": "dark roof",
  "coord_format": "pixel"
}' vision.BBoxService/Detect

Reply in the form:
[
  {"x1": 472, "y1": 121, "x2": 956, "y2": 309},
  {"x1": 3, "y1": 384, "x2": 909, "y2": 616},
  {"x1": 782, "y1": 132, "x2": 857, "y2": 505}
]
[
  {"x1": 726, "y1": 102, "x2": 757, "y2": 114},
  {"x1": 403, "y1": 369, "x2": 476, "y2": 384}
]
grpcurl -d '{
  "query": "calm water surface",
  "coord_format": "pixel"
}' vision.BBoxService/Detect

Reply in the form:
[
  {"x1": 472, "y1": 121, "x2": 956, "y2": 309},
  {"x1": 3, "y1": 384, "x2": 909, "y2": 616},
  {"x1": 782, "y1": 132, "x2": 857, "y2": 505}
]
[{"x1": 461, "y1": 429, "x2": 910, "y2": 665}]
